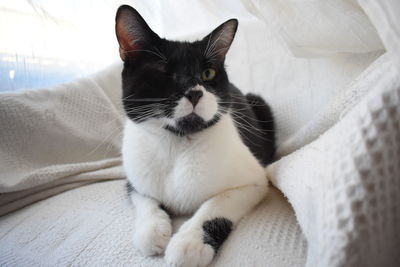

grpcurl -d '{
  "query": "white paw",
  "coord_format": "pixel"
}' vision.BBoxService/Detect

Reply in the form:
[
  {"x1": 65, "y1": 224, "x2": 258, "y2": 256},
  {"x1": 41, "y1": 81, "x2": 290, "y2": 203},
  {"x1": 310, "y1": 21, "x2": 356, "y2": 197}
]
[
  {"x1": 165, "y1": 229, "x2": 214, "y2": 267},
  {"x1": 133, "y1": 210, "x2": 172, "y2": 256}
]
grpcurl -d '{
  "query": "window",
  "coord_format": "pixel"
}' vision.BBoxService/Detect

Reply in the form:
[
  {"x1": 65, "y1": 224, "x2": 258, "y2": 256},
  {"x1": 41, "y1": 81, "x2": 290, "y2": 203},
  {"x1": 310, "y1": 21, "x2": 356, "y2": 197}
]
[{"x1": 0, "y1": 0, "x2": 119, "y2": 92}]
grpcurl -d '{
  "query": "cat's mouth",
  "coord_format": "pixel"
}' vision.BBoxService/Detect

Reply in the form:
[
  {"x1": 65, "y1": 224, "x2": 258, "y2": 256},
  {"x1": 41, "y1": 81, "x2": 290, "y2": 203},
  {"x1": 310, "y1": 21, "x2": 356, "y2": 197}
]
[
  {"x1": 181, "y1": 112, "x2": 200, "y2": 119},
  {"x1": 175, "y1": 113, "x2": 207, "y2": 132},
  {"x1": 163, "y1": 85, "x2": 221, "y2": 135},
  {"x1": 164, "y1": 112, "x2": 220, "y2": 136}
]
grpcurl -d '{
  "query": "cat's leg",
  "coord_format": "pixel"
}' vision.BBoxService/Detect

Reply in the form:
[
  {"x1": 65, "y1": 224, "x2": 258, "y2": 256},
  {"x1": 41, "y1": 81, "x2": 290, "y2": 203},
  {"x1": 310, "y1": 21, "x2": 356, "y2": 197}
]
[
  {"x1": 129, "y1": 187, "x2": 172, "y2": 256},
  {"x1": 165, "y1": 184, "x2": 268, "y2": 267}
]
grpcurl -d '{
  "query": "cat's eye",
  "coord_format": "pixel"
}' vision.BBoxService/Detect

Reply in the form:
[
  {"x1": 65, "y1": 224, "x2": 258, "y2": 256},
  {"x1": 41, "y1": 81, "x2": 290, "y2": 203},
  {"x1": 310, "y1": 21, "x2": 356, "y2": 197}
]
[{"x1": 201, "y1": 68, "x2": 216, "y2": 81}]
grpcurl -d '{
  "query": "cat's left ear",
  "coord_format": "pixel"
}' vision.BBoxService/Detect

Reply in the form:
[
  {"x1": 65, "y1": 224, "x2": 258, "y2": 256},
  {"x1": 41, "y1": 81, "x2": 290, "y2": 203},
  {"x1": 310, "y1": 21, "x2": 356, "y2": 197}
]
[{"x1": 202, "y1": 19, "x2": 238, "y2": 61}]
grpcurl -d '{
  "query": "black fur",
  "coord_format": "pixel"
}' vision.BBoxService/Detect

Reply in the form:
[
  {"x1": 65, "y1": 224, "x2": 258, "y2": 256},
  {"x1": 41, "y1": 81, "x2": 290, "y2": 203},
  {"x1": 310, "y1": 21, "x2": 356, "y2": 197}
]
[
  {"x1": 219, "y1": 85, "x2": 276, "y2": 166},
  {"x1": 164, "y1": 114, "x2": 221, "y2": 136},
  {"x1": 202, "y1": 217, "x2": 233, "y2": 253},
  {"x1": 116, "y1": 5, "x2": 275, "y2": 166},
  {"x1": 245, "y1": 93, "x2": 275, "y2": 165}
]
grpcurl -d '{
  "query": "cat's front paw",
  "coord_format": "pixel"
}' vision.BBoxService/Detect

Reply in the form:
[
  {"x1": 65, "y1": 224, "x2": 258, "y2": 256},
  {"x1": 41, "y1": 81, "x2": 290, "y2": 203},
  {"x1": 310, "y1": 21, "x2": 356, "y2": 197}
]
[
  {"x1": 133, "y1": 210, "x2": 172, "y2": 256},
  {"x1": 165, "y1": 229, "x2": 214, "y2": 267}
]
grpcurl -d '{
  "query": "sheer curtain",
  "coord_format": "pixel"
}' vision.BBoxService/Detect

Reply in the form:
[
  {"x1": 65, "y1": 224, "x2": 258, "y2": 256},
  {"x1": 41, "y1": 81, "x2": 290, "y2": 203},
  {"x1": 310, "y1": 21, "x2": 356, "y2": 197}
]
[
  {"x1": 0, "y1": 0, "x2": 121, "y2": 92},
  {"x1": 0, "y1": 0, "x2": 255, "y2": 92}
]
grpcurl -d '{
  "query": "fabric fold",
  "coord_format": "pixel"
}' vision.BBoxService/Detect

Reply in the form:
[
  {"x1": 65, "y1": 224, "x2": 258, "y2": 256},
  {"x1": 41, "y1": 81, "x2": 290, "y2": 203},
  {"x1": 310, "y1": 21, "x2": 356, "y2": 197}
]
[{"x1": 0, "y1": 63, "x2": 125, "y2": 213}]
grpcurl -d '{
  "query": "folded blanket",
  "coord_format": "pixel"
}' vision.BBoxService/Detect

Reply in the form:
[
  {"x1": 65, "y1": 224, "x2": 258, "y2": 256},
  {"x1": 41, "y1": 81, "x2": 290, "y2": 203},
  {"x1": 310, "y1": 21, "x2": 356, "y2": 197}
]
[
  {"x1": 0, "y1": 63, "x2": 125, "y2": 215},
  {"x1": 249, "y1": 0, "x2": 400, "y2": 266},
  {"x1": 268, "y1": 58, "x2": 400, "y2": 266}
]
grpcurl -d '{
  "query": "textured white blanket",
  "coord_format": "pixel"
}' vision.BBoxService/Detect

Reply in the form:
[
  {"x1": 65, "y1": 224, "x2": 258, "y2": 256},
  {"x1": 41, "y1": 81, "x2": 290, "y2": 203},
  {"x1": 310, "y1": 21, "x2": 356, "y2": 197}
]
[
  {"x1": 258, "y1": 0, "x2": 400, "y2": 266},
  {"x1": 1, "y1": 0, "x2": 399, "y2": 266},
  {"x1": 0, "y1": 63, "x2": 126, "y2": 215},
  {"x1": 0, "y1": 182, "x2": 306, "y2": 266}
]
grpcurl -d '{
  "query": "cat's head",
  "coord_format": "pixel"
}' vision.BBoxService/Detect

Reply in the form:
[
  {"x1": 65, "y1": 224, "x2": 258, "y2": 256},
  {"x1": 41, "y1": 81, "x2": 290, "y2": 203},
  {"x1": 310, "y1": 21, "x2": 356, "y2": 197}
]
[{"x1": 115, "y1": 5, "x2": 238, "y2": 135}]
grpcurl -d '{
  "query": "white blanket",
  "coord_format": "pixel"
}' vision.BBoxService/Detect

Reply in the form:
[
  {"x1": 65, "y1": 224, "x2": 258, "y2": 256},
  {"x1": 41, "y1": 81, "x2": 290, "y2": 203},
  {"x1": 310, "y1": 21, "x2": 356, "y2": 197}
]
[
  {"x1": 0, "y1": 181, "x2": 306, "y2": 266},
  {"x1": 1, "y1": 0, "x2": 399, "y2": 266},
  {"x1": 252, "y1": 0, "x2": 400, "y2": 266},
  {"x1": 0, "y1": 63, "x2": 126, "y2": 215}
]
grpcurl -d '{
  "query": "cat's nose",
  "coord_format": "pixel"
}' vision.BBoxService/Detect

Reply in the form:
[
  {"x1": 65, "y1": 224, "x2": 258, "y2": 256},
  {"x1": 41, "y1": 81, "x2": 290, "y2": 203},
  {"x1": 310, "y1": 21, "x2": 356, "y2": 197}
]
[{"x1": 185, "y1": 90, "x2": 203, "y2": 107}]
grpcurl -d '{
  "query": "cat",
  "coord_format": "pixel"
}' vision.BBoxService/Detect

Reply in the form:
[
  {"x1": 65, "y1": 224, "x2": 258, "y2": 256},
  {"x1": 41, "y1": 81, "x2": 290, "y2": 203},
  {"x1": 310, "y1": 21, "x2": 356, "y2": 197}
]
[{"x1": 115, "y1": 5, "x2": 275, "y2": 267}]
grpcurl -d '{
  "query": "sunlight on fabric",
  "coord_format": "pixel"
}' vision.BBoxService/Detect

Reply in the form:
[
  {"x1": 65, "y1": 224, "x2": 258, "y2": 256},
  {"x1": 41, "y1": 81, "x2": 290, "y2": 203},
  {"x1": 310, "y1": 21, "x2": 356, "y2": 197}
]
[
  {"x1": 0, "y1": 0, "x2": 120, "y2": 91},
  {"x1": 8, "y1": 69, "x2": 15, "y2": 80},
  {"x1": 0, "y1": 0, "x2": 253, "y2": 92}
]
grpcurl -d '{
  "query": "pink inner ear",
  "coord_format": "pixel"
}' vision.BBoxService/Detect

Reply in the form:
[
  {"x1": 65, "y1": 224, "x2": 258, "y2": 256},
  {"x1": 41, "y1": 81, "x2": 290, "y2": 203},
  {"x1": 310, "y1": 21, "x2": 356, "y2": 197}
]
[
  {"x1": 205, "y1": 20, "x2": 237, "y2": 61},
  {"x1": 116, "y1": 17, "x2": 142, "y2": 61}
]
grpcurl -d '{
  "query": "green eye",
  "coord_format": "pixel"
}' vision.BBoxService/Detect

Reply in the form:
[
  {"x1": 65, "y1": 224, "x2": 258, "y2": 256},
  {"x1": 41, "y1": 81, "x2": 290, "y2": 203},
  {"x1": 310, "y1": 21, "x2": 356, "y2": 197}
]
[{"x1": 201, "y1": 68, "x2": 216, "y2": 81}]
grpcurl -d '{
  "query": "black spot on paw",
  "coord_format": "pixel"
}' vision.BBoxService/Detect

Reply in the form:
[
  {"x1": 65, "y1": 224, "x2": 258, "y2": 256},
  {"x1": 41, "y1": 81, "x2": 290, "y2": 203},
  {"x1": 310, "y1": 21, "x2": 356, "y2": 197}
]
[
  {"x1": 126, "y1": 181, "x2": 136, "y2": 195},
  {"x1": 202, "y1": 217, "x2": 233, "y2": 253}
]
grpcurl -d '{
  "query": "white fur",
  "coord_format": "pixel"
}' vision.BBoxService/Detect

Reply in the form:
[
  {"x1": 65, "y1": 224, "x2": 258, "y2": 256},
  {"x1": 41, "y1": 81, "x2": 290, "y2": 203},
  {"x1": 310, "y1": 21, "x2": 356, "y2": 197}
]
[
  {"x1": 123, "y1": 107, "x2": 268, "y2": 266},
  {"x1": 165, "y1": 227, "x2": 214, "y2": 267},
  {"x1": 173, "y1": 85, "x2": 218, "y2": 122},
  {"x1": 123, "y1": 114, "x2": 266, "y2": 214},
  {"x1": 131, "y1": 193, "x2": 172, "y2": 256}
]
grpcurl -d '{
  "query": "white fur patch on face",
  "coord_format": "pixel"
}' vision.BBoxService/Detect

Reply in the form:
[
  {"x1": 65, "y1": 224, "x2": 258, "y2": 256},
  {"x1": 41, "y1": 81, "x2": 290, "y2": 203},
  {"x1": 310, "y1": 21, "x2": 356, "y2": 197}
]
[
  {"x1": 194, "y1": 87, "x2": 218, "y2": 121},
  {"x1": 174, "y1": 97, "x2": 193, "y2": 119},
  {"x1": 173, "y1": 85, "x2": 218, "y2": 122}
]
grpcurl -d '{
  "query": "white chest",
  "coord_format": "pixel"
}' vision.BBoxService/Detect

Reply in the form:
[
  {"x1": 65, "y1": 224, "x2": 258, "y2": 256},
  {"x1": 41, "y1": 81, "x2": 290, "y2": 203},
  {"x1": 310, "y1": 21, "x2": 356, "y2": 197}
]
[{"x1": 122, "y1": 115, "x2": 266, "y2": 215}]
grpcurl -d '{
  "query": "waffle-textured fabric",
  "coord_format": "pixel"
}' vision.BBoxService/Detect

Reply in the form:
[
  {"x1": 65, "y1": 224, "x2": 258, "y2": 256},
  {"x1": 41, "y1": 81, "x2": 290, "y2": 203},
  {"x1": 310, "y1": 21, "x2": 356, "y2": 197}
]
[
  {"x1": 267, "y1": 59, "x2": 400, "y2": 266},
  {"x1": 1, "y1": 0, "x2": 399, "y2": 266},
  {"x1": 259, "y1": 0, "x2": 400, "y2": 266},
  {"x1": 0, "y1": 182, "x2": 306, "y2": 266}
]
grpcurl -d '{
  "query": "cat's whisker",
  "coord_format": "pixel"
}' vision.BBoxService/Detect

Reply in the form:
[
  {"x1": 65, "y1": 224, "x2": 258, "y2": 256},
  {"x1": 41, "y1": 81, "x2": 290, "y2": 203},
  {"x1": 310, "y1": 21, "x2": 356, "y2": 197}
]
[
  {"x1": 124, "y1": 104, "x2": 168, "y2": 113},
  {"x1": 121, "y1": 93, "x2": 132, "y2": 101},
  {"x1": 217, "y1": 107, "x2": 274, "y2": 138},
  {"x1": 102, "y1": 130, "x2": 123, "y2": 160},
  {"x1": 125, "y1": 106, "x2": 166, "y2": 113},
  {"x1": 228, "y1": 109, "x2": 274, "y2": 124},
  {"x1": 79, "y1": 97, "x2": 118, "y2": 113},
  {"x1": 127, "y1": 113, "x2": 159, "y2": 122},
  {"x1": 128, "y1": 109, "x2": 166, "y2": 122},
  {"x1": 229, "y1": 112, "x2": 274, "y2": 134},
  {"x1": 85, "y1": 125, "x2": 124, "y2": 158},
  {"x1": 121, "y1": 92, "x2": 138, "y2": 101},
  {"x1": 217, "y1": 104, "x2": 252, "y2": 113},
  {"x1": 216, "y1": 111, "x2": 264, "y2": 146},
  {"x1": 123, "y1": 48, "x2": 168, "y2": 63},
  {"x1": 125, "y1": 106, "x2": 165, "y2": 114},
  {"x1": 123, "y1": 97, "x2": 169, "y2": 102},
  {"x1": 103, "y1": 113, "x2": 126, "y2": 128},
  {"x1": 153, "y1": 47, "x2": 168, "y2": 62},
  {"x1": 125, "y1": 102, "x2": 169, "y2": 107},
  {"x1": 131, "y1": 112, "x2": 161, "y2": 120},
  {"x1": 218, "y1": 100, "x2": 267, "y2": 107},
  {"x1": 229, "y1": 94, "x2": 271, "y2": 107},
  {"x1": 230, "y1": 117, "x2": 272, "y2": 142},
  {"x1": 125, "y1": 105, "x2": 167, "y2": 111}
]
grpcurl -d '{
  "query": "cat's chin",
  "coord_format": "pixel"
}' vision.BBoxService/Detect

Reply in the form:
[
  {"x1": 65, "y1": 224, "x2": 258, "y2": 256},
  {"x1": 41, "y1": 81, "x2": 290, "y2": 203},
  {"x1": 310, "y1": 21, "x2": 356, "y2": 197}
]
[{"x1": 165, "y1": 113, "x2": 220, "y2": 136}]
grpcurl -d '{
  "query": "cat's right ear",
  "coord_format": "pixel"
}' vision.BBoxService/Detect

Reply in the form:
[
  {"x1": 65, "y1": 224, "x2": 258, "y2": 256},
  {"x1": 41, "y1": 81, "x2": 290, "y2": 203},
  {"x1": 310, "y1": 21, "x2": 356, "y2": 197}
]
[{"x1": 115, "y1": 5, "x2": 159, "y2": 61}]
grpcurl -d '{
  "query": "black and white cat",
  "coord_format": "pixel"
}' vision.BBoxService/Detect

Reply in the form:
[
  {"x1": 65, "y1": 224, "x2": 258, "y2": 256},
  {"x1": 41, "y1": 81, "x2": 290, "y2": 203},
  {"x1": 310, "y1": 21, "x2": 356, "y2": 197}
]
[{"x1": 115, "y1": 5, "x2": 275, "y2": 267}]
